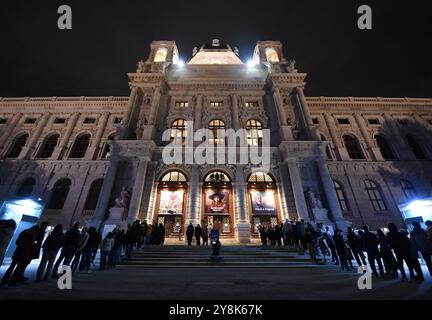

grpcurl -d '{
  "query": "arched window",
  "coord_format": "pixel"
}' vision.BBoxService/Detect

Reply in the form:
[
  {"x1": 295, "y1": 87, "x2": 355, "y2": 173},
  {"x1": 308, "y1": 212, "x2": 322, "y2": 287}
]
[
  {"x1": 246, "y1": 119, "x2": 263, "y2": 146},
  {"x1": 37, "y1": 134, "x2": 59, "y2": 159},
  {"x1": 320, "y1": 135, "x2": 333, "y2": 160},
  {"x1": 208, "y1": 119, "x2": 225, "y2": 145},
  {"x1": 406, "y1": 135, "x2": 427, "y2": 159},
  {"x1": 248, "y1": 172, "x2": 274, "y2": 183},
  {"x1": 16, "y1": 178, "x2": 36, "y2": 197},
  {"x1": 400, "y1": 180, "x2": 416, "y2": 200},
  {"x1": 332, "y1": 180, "x2": 350, "y2": 212},
  {"x1": 47, "y1": 178, "x2": 71, "y2": 210},
  {"x1": 154, "y1": 48, "x2": 168, "y2": 62},
  {"x1": 160, "y1": 170, "x2": 187, "y2": 183},
  {"x1": 84, "y1": 179, "x2": 104, "y2": 211},
  {"x1": 6, "y1": 133, "x2": 29, "y2": 158},
  {"x1": 101, "y1": 134, "x2": 115, "y2": 159},
  {"x1": 364, "y1": 180, "x2": 387, "y2": 212},
  {"x1": 69, "y1": 133, "x2": 91, "y2": 158},
  {"x1": 343, "y1": 135, "x2": 365, "y2": 159},
  {"x1": 170, "y1": 119, "x2": 188, "y2": 144},
  {"x1": 375, "y1": 135, "x2": 396, "y2": 160},
  {"x1": 204, "y1": 171, "x2": 231, "y2": 183},
  {"x1": 265, "y1": 48, "x2": 279, "y2": 63}
]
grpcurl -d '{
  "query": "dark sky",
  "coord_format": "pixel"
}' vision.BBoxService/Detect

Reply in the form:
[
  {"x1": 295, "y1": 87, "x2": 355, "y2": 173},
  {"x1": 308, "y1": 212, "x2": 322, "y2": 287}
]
[{"x1": 1, "y1": 0, "x2": 431, "y2": 98}]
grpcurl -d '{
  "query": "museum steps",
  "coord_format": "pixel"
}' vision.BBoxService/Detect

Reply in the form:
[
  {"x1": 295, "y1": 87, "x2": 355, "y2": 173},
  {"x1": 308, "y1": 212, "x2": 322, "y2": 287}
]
[{"x1": 119, "y1": 245, "x2": 318, "y2": 269}]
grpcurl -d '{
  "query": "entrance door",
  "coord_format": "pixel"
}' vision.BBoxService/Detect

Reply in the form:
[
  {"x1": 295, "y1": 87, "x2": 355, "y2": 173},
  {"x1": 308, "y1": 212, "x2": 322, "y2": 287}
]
[
  {"x1": 159, "y1": 215, "x2": 182, "y2": 237},
  {"x1": 206, "y1": 215, "x2": 230, "y2": 234},
  {"x1": 252, "y1": 216, "x2": 278, "y2": 234}
]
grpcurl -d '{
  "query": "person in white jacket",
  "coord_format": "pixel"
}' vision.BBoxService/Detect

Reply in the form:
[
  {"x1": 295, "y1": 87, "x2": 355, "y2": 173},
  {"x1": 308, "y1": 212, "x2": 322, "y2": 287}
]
[{"x1": 99, "y1": 232, "x2": 114, "y2": 271}]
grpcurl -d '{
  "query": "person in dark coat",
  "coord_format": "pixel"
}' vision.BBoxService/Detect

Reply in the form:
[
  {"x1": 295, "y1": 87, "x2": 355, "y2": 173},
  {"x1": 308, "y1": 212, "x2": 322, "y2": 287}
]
[
  {"x1": 376, "y1": 229, "x2": 398, "y2": 278},
  {"x1": 80, "y1": 226, "x2": 97, "y2": 272},
  {"x1": 186, "y1": 223, "x2": 194, "y2": 246},
  {"x1": 52, "y1": 222, "x2": 80, "y2": 278},
  {"x1": 195, "y1": 224, "x2": 203, "y2": 246},
  {"x1": 410, "y1": 221, "x2": 432, "y2": 277},
  {"x1": 1, "y1": 225, "x2": 38, "y2": 287},
  {"x1": 323, "y1": 231, "x2": 339, "y2": 265},
  {"x1": 347, "y1": 227, "x2": 367, "y2": 267},
  {"x1": 386, "y1": 223, "x2": 423, "y2": 280},
  {"x1": 333, "y1": 229, "x2": 353, "y2": 271},
  {"x1": 274, "y1": 225, "x2": 282, "y2": 246},
  {"x1": 36, "y1": 224, "x2": 63, "y2": 281},
  {"x1": 158, "y1": 223, "x2": 166, "y2": 245},
  {"x1": 91, "y1": 229, "x2": 102, "y2": 264},
  {"x1": 202, "y1": 225, "x2": 209, "y2": 246},
  {"x1": 258, "y1": 224, "x2": 267, "y2": 246},
  {"x1": 0, "y1": 219, "x2": 17, "y2": 266},
  {"x1": 362, "y1": 225, "x2": 385, "y2": 277}
]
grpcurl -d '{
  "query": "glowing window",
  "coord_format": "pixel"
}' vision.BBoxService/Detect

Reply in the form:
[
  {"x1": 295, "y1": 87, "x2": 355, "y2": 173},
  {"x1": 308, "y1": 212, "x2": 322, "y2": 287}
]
[
  {"x1": 248, "y1": 172, "x2": 274, "y2": 183},
  {"x1": 208, "y1": 120, "x2": 225, "y2": 145},
  {"x1": 246, "y1": 119, "x2": 263, "y2": 146},
  {"x1": 175, "y1": 101, "x2": 189, "y2": 108},
  {"x1": 154, "y1": 48, "x2": 168, "y2": 62},
  {"x1": 160, "y1": 170, "x2": 187, "y2": 182},
  {"x1": 170, "y1": 119, "x2": 188, "y2": 144},
  {"x1": 204, "y1": 171, "x2": 230, "y2": 183},
  {"x1": 265, "y1": 48, "x2": 279, "y2": 63}
]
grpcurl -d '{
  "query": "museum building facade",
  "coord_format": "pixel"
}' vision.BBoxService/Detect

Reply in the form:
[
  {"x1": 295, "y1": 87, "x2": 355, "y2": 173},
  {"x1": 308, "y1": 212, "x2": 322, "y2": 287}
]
[{"x1": 0, "y1": 40, "x2": 431, "y2": 242}]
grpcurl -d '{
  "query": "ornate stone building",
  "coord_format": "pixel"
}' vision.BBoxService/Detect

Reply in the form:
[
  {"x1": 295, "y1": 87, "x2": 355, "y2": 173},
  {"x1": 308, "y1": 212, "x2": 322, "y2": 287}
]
[{"x1": 1, "y1": 40, "x2": 431, "y2": 242}]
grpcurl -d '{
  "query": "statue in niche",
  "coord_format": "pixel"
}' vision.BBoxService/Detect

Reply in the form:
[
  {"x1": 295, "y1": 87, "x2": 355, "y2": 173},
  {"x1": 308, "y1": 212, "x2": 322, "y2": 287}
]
[
  {"x1": 114, "y1": 187, "x2": 131, "y2": 209},
  {"x1": 136, "y1": 60, "x2": 145, "y2": 73},
  {"x1": 309, "y1": 190, "x2": 323, "y2": 209},
  {"x1": 287, "y1": 59, "x2": 296, "y2": 73},
  {"x1": 135, "y1": 118, "x2": 144, "y2": 139}
]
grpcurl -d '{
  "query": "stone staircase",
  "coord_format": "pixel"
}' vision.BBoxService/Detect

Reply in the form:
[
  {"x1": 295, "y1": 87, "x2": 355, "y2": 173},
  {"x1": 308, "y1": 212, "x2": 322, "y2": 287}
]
[{"x1": 119, "y1": 245, "x2": 320, "y2": 269}]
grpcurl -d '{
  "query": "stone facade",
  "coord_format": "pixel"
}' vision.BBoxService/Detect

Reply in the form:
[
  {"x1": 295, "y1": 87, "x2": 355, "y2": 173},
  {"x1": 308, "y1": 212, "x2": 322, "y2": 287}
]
[{"x1": 1, "y1": 40, "x2": 431, "y2": 242}]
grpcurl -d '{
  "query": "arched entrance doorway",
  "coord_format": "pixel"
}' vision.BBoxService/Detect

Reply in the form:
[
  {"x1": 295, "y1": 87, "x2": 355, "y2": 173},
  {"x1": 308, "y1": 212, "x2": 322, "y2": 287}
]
[
  {"x1": 202, "y1": 171, "x2": 234, "y2": 237},
  {"x1": 247, "y1": 172, "x2": 282, "y2": 236},
  {"x1": 155, "y1": 170, "x2": 188, "y2": 237}
]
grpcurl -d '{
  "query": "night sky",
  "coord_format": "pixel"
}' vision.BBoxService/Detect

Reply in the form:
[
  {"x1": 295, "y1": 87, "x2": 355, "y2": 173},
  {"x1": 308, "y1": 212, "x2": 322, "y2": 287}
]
[{"x1": 1, "y1": 0, "x2": 431, "y2": 98}]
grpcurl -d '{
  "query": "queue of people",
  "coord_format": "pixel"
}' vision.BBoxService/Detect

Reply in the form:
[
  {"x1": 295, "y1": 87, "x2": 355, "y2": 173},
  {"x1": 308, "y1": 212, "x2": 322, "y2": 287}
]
[{"x1": 272, "y1": 219, "x2": 432, "y2": 282}]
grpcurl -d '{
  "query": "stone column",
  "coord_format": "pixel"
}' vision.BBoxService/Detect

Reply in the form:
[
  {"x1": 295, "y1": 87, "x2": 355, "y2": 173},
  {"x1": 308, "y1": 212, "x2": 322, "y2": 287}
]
[
  {"x1": 230, "y1": 94, "x2": 240, "y2": 130},
  {"x1": 286, "y1": 158, "x2": 309, "y2": 221},
  {"x1": 194, "y1": 94, "x2": 203, "y2": 130},
  {"x1": 235, "y1": 164, "x2": 251, "y2": 243},
  {"x1": 20, "y1": 112, "x2": 52, "y2": 159},
  {"x1": 127, "y1": 157, "x2": 149, "y2": 223},
  {"x1": 273, "y1": 88, "x2": 288, "y2": 126},
  {"x1": 187, "y1": 165, "x2": 201, "y2": 226},
  {"x1": 316, "y1": 159, "x2": 348, "y2": 230},
  {"x1": 85, "y1": 112, "x2": 110, "y2": 160},
  {"x1": 90, "y1": 156, "x2": 120, "y2": 229},
  {"x1": 296, "y1": 88, "x2": 320, "y2": 140},
  {"x1": 353, "y1": 113, "x2": 379, "y2": 160},
  {"x1": 0, "y1": 113, "x2": 23, "y2": 152},
  {"x1": 52, "y1": 112, "x2": 80, "y2": 160},
  {"x1": 123, "y1": 87, "x2": 139, "y2": 127},
  {"x1": 323, "y1": 112, "x2": 344, "y2": 159},
  {"x1": 142, "y1": 88, "x2": 162, "y2": 140}
]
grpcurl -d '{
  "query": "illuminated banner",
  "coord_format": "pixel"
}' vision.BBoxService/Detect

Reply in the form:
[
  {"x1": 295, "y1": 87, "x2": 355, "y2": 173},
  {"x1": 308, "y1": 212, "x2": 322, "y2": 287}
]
[
  {"x1": 205, "y1": 190, "x2": 230, "y2": 215},
  {"x1": 250, "y1": 190, "x2": 276, "y2": 215},
  {"x1": 159, "y1": 190, "x2": 184, "y2": 215}
]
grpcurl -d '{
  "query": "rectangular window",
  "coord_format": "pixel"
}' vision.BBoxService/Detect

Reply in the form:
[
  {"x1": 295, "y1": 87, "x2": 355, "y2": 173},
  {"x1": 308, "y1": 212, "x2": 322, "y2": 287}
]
[
  {"x1": 24, "y1": 118, "x2": 37, "y2": 124},
  {"x1": 312, "y1": 118, "x2": 320, "y2": 125},
  {"x1": 54, "y1": 117, "x2": 66, "y2": 124},
  {"x1": 368, "y1": 118, "x2": 380, "y2": 125},
  {"x1": 210, "y1": 101, "x2": 224, "y2": 108},
  {"x1": 337, "y1": 118, "x2": 350, "y2": 125},
  {"x1": 245, "y1": 101, "x2": 259, "y2": 108},
  {"x1": 83, "y1": 117, "x2": 96, "y2": 124},
  {"x1": 114, "y1": 117, "x2": 122, "y2": 124},
  {"x1": 175, "y1": 101, "x2": 189, "y2": 108},
  {"x1": 0, "y1": 118, "x2": 7, "y2": 124}
]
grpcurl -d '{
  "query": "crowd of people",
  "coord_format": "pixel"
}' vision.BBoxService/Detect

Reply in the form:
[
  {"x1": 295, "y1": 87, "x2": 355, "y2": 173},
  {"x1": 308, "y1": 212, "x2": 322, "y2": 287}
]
[
  {"x1": 0, "y1": 217, "x2": 431, "y2": 288},
  {"x1": 258, "y1": 219, "x2": 432, "y2": 281},
  {"x1": 0, "y1": 219, "x2": 171, "y2": 288}
]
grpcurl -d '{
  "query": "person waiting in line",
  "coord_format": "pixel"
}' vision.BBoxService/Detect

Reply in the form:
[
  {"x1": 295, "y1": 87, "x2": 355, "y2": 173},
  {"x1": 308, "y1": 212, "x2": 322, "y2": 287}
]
[
  {"x1": 186, "y1": 223, "x2": 194, "y2": 246},
  {"x1": 401, "y1": 228, "x2": 424, "y2": 281},
  {"x1": 91, "y1": 229, "x2": 102, "y2": 265},
  {"x1": 0, "y1": 219, "x2": 17, "y2": 267},
  {"x1": 36, "y1": 224, "x2": 63, "y2": 282},
  {"x1": 362, "y1": 225, "x2": 385, "y2": 277},
  {"x1": 304, "y1": 227, "x2": 316, "y2": 264},
  {"x1": 274, "y1": 224, "x2": 282, "y2": 246},
  {"x1": 1, "y1": 225, "x2": 38, "y2": 287},
  {"x1": 376, "y1": 229, "x2": 398, "y2": 279},
  {"x1": 80, "y1": 226, "x2": 98, "y2": 273},
  {"x1": 258, "y1": 224, "x2": 266, "y2": 246},
  {"x1": 202, "y1": 225, "x2": 209, "y2": 246},
  {"x1": 158, "y1": 223, "x2": 166, "y2": 246},
  {"x1": 323, "y1": 231, "x2": 339, "y2": 265},
  {"x1": 52, "y1": 222, "x2": 81, "y2": 278},
  {"x1": 410, "y1": 221, "x2": 432, "y2": 277},
  {"x1": 346, "y1": 227, "x2": 367, "y2": 267},
  {"x1": 99, "y1": 232, "x2": 114, "y2": 271},
  {"x1": 71, "y1": 227, "x2": 89, "y2": 273},
  {"x1": 195, "y1": 224, "x2": 203, "y2": 246},
  {"x1": 333, "y1": 229, "x2": 354, "y2": 271}
]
